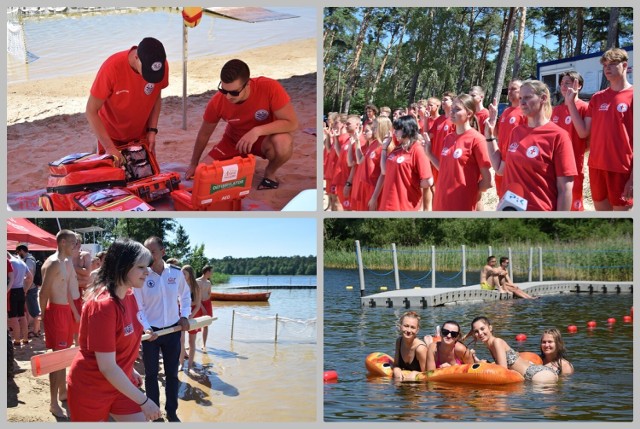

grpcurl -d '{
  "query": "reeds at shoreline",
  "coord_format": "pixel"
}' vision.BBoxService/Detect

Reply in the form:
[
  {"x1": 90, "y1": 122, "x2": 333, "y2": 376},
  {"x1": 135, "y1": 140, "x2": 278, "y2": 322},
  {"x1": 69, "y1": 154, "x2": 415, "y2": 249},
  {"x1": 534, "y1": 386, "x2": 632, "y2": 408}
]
[{"x1": 324, "y1": 237, "x2": 632, "y2": 282}]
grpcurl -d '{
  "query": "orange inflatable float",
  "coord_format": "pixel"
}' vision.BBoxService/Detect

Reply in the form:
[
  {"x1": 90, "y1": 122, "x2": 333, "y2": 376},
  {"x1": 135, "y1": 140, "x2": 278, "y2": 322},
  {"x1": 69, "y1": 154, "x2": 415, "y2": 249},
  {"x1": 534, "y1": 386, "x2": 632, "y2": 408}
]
[{"x1": 365, "y1": 352, "x2": 524, "y2": 385}]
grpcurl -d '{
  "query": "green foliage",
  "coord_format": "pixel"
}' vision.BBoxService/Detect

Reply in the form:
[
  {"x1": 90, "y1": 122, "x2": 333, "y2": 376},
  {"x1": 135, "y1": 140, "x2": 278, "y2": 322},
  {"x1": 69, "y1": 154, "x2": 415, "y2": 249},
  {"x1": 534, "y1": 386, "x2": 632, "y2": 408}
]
[
  {"x1": 209, "y1": 255, "x2": 317, "y2": 276},
  {"x1": 325, "y1": 218, "x2": 632, "y2": 250},
  {"x1": 165, "y1": 224, "x2": 191, "y2": 263},
  {"x1": 324, "y1": 7, "x2": 633, "y2": 114},
  {"x1": 111, "y1": 219, "x2": 177, "y2": 245}
]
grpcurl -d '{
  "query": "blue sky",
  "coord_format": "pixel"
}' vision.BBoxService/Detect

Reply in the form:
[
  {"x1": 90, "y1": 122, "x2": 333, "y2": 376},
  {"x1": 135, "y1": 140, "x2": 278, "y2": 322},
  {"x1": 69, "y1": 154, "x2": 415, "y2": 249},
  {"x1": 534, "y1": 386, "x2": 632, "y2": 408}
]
[{"x1": 171, "y1": 218, "x2": 317, "y2": 259}]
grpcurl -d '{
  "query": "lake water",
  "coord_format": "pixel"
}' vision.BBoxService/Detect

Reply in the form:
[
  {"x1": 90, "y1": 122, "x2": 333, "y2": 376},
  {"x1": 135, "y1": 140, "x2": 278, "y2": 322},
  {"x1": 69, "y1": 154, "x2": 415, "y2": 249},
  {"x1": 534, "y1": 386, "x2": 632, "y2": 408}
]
[
  {"x1": 176, "y1": 283, "x2": 317, "y2": 421},
  {"x1": 7, "y1": 7, "x2": 316, "y2": 83},
  {"x1": 220, "y1": 274, "x2": 317, "y2": 288},
  {"x1": 323, "y1": 269, "x2": 633, "y2": 422}
]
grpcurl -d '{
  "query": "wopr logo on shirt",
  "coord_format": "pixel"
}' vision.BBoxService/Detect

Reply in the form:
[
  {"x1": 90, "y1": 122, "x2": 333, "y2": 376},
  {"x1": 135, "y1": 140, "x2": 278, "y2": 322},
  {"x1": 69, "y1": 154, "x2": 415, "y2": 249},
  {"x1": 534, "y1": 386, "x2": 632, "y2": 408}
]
[
  {"x1": 254, "y1": 109, "x2": 269, "y2": 121},
  {"x1": 396, "y1": 156, "x2": 405, "y2": 164},
  {"x1": 441, "y1": 147, "x2": 450, "y2": 157},
  {"x1": 144, "y1": 83, "x2": 155, "y2": 96},
  {"x1": 526, "y1": 145, "x2": 540, "y2": 158},
  {"x1": 124, "y1": 323, "x2": 134, "y2": 336},
  {"x1": 617, "y1": 103, "x2": 629, "y2": 113},
  {"x1": 453, "y1": 148, "x2": 463, "y2": 159},
  {"x1": 509, "y1": 116, "x2": 516, "y2": 124},
  {"x1": 564, "y1": 116, "x2": 572, "y2": 125},
  {"x1": 146, "y1": 279, "x2": 156, "y2": 288},
  {"x1": 369, "y1": 152, "x2": 376, "y2": 159},
  {"x1": 508, "y1": 142, "x2": 519, "y2": 152}
]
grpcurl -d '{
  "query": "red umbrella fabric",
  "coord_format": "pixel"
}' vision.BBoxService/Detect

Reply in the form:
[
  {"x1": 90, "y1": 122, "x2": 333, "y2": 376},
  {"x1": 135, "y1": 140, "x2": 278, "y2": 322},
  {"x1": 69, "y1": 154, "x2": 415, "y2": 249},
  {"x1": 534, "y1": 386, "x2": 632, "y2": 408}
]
[{"x1": 6, "y1": 218, "x2": 57, "y2": 250}]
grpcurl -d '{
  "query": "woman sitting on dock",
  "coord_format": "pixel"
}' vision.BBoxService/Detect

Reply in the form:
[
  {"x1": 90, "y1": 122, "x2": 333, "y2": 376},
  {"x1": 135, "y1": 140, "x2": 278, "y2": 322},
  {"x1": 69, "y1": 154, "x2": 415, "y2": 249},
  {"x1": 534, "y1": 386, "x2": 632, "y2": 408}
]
[
  {"x1": 467, "y1": 316, "x2": 558, "y2": 383},
  {"x1": 392, "y1": 311, "x2": 428, "y2": 380},
  {"x1": 539, "y1": 328, "x2": 574, "y2": 376},
  {"x1": 426, "y1": 320, "x2": 474, "y2": 370}
]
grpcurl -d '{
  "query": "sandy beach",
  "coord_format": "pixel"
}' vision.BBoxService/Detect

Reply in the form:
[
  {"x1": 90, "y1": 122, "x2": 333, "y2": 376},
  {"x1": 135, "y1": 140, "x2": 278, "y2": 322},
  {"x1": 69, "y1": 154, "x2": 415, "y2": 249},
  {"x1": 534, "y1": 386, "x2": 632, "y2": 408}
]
[
  {"x1": 7, "y1": 302, "x2": 317, "y2": 422},
  {"x1": 7, "y1": 38, "x2": 317, "y2": 211}
]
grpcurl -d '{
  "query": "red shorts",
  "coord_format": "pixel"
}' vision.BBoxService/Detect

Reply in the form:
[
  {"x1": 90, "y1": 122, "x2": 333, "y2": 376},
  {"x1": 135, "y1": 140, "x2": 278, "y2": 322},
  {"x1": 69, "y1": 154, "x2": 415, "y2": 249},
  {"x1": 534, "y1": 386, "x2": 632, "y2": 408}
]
[
  {"x1": 589, "y1": 168, "x2": 633, "y2": 207},
  {"x1": 336, "y1": 185, "x2": 352, "y2": 210},
  {"x1": 44, "y1": 303, "x2": 73, "y2": 351},
  {"x1": 68, "y1": 387, "x2": 140, "y2": 422},
  {"x1": 208, "y1": 134, "x2": 265, "y2": 160},
  {"x1": 571, "y1": 172, "x2": 585, "y2": 211},
  {"x1": 71, "y1": 297, "x2": 83, "y2": 334},
  {"x1": 200, "y1": 299, "x2": 213, "y2": 318}
]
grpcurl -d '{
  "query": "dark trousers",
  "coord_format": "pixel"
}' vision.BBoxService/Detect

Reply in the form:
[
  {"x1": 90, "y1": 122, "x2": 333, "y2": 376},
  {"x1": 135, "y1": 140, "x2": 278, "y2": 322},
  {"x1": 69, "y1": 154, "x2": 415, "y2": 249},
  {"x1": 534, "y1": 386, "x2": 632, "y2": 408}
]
[{"x1": 142, "y1": 327, "x2": 181, "y2": 416}]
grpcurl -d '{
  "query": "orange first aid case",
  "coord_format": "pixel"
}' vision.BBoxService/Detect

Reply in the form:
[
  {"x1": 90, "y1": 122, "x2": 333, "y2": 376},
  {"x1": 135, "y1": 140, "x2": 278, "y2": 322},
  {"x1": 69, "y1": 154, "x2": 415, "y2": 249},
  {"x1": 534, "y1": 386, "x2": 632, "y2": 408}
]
[
  {"x1": 171, "y1": 155, "x2": 255, "y2": 211},
  {"x1": 119, "y1": 140, "x2": 181, "y2": 202}
]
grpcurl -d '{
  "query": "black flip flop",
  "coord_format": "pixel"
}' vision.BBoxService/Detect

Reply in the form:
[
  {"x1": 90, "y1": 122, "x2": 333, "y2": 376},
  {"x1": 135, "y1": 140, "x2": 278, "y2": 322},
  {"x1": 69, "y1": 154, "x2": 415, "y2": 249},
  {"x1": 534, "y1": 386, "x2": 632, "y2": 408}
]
[{"x1": 257, "y1": 177, "x2": 279, "y2": 190}]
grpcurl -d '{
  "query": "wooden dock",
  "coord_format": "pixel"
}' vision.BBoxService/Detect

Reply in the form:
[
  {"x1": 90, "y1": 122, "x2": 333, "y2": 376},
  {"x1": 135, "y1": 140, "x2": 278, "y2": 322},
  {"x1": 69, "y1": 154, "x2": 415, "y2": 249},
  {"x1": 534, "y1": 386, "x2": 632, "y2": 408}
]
[{"x1": 360, "y1": 281, "x2": 633, "y2": 308}]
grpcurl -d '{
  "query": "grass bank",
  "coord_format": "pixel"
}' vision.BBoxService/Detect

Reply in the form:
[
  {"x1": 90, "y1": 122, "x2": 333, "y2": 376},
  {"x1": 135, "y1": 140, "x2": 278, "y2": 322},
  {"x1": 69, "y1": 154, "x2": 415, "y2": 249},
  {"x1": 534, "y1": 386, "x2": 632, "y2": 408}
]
[{"x1": 324, "y1": 237, "x2": 632, "y2": 282}]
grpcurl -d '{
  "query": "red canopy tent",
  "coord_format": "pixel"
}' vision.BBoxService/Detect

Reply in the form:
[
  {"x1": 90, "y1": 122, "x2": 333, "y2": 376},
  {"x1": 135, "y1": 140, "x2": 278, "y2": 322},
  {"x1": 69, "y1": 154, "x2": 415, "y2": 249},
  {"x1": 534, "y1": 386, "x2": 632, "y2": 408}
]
[{"x1": 6, "y1": 217, "x2": 57, "y2": 251}]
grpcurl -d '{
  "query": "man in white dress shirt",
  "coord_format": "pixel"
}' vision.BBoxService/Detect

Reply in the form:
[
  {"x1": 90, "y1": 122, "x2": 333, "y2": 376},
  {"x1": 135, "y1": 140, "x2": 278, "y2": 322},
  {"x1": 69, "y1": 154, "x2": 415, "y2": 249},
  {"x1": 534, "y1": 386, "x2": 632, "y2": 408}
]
[{"x1": 134, "y1": 236, "x2": 191, "y2": 422}]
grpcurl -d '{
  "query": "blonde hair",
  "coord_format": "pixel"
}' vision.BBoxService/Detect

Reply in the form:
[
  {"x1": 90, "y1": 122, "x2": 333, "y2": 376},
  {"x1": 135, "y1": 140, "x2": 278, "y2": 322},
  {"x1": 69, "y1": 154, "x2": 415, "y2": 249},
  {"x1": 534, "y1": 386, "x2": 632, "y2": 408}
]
[
  {"x1": 454, "y1": 93, "x2": 478, "y2": 130},
  {"x1": 397, "y1": 311, "x2": 421, "y2": 333},
  {"x1": 374, "y1": 116, "x2": 392, "y2": 143},
  {"x1": 521, "y1": 79, "x2": 552, "y2": 119}
]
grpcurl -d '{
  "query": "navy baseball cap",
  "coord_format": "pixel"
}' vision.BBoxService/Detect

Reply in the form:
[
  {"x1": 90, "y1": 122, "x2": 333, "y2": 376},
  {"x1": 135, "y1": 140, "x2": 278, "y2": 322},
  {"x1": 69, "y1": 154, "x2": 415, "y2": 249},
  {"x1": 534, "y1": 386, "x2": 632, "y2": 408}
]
[{"x1": 137, "y1": 37, "x2": 166, "y2": 83}]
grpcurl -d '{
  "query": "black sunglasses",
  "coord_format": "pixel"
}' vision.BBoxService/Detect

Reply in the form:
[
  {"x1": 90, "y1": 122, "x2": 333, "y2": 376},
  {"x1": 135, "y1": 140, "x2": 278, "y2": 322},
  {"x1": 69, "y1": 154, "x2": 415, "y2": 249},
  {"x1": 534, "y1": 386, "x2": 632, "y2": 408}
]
[
  {"x1": 218, "y1": 80, "x2": 248, "y2": 96},
  {"x1": 441, "y1": 328, "x2": 459, "y2": 338}
]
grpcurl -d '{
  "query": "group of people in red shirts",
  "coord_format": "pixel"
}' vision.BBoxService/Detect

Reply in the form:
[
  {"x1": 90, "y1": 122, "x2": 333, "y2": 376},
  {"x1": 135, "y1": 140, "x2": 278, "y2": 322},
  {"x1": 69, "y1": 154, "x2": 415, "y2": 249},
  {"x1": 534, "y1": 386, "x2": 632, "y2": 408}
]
[{"x1": 323, "y1": 47, "x2": 633, "y2": 211}]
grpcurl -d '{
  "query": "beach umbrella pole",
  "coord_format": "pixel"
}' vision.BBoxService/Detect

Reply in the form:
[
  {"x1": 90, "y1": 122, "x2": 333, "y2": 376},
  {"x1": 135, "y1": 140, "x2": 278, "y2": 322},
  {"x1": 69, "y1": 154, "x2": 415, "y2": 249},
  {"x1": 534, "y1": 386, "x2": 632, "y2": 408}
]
[{"x1": 182, "y1": 22, "x2": 187, "y2": 130}]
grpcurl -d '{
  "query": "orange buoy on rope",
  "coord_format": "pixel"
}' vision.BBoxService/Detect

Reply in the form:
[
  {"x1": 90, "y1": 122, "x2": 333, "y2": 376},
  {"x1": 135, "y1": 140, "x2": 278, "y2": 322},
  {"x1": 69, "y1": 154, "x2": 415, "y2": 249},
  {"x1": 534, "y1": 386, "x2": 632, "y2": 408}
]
[
  {"x1": 182, "y1": 7, "x2": 203, "y2": 27},
  {"x1": 323, "y1": 370, "x2": 338, "y2": 382},
  {"x1": 607, "y1": 317, "x2": 616, "y2": 324},
  {"x1": 623, "y1": 315, "x2": 632, "y2": 323},
  {"x1": 515, "y1": 333, "x2": 527, "y2": 341},
  {"x1": 567, "y1": 325, "x2": 578, "y2": 333},
  {"x1": 587, "y1": 320, "x2": 597, "y2": 328}
]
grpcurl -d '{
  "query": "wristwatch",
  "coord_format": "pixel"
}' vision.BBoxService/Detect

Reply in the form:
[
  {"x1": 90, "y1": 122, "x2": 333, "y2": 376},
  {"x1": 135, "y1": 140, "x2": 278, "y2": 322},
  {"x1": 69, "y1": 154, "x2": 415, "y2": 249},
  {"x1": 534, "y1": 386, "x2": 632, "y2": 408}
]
[{"x1": 147, "y1": 127, "x2": 158, "y2": 134}]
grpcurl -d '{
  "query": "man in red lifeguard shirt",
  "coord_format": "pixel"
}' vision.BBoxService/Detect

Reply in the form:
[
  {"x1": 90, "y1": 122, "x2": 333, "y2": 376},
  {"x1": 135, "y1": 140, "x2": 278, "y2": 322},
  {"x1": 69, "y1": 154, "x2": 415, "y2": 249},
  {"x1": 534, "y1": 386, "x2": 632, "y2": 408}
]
[
  {"x1": 566, "y1": 47, "x2": 633, "y2": 210},
  {"x1": 86, "y1": 37, "x2": 169, "y2": 163},
  {"x1": 186, "y1": 59, "x2": 298, "y2": 190}
]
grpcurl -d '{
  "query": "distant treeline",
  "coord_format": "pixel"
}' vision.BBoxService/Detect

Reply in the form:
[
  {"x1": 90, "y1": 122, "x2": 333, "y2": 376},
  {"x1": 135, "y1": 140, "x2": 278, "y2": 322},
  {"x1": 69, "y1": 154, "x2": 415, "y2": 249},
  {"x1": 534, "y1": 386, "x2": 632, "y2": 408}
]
[
  {"x1": 209, "y1": 255, "x2": 317, "y2": 276},
  {"x1": 324, "y1": 219, "x2": 633, "y2": 251}
]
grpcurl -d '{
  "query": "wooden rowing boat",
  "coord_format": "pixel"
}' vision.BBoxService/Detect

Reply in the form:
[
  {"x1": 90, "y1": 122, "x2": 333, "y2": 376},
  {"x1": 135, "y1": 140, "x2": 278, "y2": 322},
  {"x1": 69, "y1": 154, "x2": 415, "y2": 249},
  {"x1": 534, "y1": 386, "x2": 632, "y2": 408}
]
[{"x1": 210, "y1": 291, "x2": 271, "y2": 302}]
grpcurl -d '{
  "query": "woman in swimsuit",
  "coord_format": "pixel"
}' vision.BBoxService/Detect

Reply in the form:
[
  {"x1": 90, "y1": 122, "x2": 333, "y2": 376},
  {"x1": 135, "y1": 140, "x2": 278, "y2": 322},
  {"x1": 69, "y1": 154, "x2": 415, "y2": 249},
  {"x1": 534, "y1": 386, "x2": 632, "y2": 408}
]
[
  {"x1": 539, "y1": 328, "x2": 574, "y2": 375},
  {"x1": 426, "y1": 320, "x2": 474, "y2": 371},
  {"x1": 468, "y1": 316, "x2": 558, "y2": 383},
  {"x1": 392, "y1": 311, "x2": 428, "y2": 380}
]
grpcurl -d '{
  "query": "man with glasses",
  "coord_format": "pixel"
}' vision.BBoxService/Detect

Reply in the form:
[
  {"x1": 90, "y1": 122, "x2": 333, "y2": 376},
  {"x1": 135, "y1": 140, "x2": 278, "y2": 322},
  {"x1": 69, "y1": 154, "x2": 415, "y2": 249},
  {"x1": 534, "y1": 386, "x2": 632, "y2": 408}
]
[
  {"x1": 86, "y1": 37, "x2": 169, "y2": 162},
  {"x1": 565, "y1": 47, "x2": 633, "y2": 210},
  {"x1": 186, "y1": 59, "x2": 298, "y2": 190},
  {"x1": 497, "y1": 257, "x2": 537, "y2": 299}
]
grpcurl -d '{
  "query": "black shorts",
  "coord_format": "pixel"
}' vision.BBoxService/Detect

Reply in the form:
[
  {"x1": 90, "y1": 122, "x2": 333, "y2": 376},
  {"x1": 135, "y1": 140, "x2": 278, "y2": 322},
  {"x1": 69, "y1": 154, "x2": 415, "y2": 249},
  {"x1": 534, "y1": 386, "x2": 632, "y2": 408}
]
[{"x1": 8, "y1": 288, "x2": 26, "y2": 318}]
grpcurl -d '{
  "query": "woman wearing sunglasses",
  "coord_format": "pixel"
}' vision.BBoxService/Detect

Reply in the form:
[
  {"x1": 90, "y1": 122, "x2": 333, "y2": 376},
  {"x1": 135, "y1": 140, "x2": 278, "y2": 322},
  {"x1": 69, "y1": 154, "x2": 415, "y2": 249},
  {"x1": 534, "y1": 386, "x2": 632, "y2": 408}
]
[
  {"x1": 392, "y1": 311, "x2": 428, "y2": 380},
  {"x1": 467, "y1": 316, "x2": 558, "y2": 383},
  {"x1": 426, "y1": 320, "x2": 474, "y2": 370}
]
